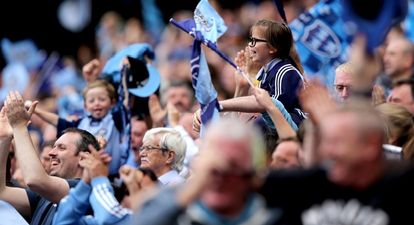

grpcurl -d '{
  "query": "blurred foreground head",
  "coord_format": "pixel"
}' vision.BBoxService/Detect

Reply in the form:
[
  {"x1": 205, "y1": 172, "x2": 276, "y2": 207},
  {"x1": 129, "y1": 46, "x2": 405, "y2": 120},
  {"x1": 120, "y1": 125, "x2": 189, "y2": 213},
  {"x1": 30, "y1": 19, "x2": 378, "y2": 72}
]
[
  {"x1": 318, "y1": 100, "x2": 386, "y2": 188},
  {"x1": 199, "y1": 118, "x2": 266, "y2": 214},
  {"x1": 203, "y1": 118, "x2": 267, "y2": 174}
]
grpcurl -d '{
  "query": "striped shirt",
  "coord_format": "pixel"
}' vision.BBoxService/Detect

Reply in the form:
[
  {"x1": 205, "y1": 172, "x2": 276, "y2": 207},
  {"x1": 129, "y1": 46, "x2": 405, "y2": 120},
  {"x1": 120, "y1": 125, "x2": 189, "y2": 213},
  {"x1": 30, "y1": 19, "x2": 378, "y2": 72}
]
[{"x1": 256, "y1": 59, "x2": 306, "y2": 125}]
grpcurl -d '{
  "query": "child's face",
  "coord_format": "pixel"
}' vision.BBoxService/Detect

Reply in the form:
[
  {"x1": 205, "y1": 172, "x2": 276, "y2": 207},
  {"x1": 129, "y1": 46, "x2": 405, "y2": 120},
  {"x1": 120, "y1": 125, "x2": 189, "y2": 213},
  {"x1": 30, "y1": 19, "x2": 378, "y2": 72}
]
[
  {"x1": 84, "y1": 86, "x2": 114, "y2": 119},
  {"x1": 249, "y1": 26, "x2": 275, "y2": 65}
]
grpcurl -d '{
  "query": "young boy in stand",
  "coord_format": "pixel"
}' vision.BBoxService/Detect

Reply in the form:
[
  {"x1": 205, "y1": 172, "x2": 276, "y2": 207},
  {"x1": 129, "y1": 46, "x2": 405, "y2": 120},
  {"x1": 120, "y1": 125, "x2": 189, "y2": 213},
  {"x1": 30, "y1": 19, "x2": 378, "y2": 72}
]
[{"x1": 32, "y1": 79, "x2": 128, "y2": 175}]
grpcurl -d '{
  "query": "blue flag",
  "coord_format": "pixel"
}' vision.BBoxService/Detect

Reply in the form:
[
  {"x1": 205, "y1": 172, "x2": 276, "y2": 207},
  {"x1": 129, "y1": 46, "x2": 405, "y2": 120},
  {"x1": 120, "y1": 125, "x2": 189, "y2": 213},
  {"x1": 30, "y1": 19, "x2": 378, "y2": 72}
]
[
  {"x1": 194, "y1": 0, "x2": 227, "y2": 43},
  {"x1": 289, "y1": 0, "x2": 351, "y2": 86},
  {"x1": 403, "y1": 0, "x2": 414, "y2": 42},
  {"x1": 288, "y1": 0, "x2": 407, "y2": 86},
  {"x1": 172, "y1": 0, "x2": 226, "y2": 136},
  {"x1": 192, "y1": 0, "x2": 227, "y2": 136},
  {"x1": 191, "y1": 40, "x2": 220, "y2": 136}
]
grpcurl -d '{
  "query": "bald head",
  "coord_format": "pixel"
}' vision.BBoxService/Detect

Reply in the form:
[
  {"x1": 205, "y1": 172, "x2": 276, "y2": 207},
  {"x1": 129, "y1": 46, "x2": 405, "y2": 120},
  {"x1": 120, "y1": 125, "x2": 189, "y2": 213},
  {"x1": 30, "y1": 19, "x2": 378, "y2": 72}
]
[{"x1": 383, "y1": 38, "x2": 414, "y2": 80}]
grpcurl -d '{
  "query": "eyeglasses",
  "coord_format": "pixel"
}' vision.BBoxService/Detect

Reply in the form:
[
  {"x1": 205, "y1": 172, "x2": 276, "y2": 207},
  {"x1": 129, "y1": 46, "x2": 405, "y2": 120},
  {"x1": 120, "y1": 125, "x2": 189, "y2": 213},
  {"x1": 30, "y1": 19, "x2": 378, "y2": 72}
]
[
  {"x1": 139, "y1": 145, "x2": 167, "y2": 153},
  {"x1": 248, "y1": 37, "x2": 268, "y2": 47}
]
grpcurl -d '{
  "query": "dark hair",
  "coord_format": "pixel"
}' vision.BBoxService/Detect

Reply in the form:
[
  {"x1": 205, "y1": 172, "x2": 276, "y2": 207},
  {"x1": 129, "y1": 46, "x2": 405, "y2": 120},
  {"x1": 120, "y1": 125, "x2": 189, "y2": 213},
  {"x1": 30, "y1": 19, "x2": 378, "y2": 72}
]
[
  {"x1": 168, "y1": 80, "x2": 194, "y2": 95},
  {"x1": 62, "y1": 128, "x2": 100, "y2": 155},
  {"x1": 252, "y1": 20, "x2": 304, "y2": 74},
  {"x1": 392, "y1": 77, "x2": 414, "y2": 100},
  {"x1": 161, "y1": 80, "x2": 195, "y2": 105},
  {"x1": 40, "y1": 139, "x2": 55, "y2": 153},
  {"x1": 138, "y1": 167, "x2": 158, "y2": 181}
]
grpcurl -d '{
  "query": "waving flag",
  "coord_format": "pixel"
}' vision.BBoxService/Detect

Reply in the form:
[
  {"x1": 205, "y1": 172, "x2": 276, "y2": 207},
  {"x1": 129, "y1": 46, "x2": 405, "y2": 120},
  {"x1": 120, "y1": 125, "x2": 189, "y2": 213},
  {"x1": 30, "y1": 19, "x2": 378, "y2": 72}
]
[
  {"x1": 403, "y1": 0, "x2": 414, "y2": 42},
  {"x1": 288, "y1": 0, "x2": 351, "y2": 86},
  {"x1": 169, "y1": 0, "x2": 255, "y2": 80},
  {"x1": 275, "y1": 0, "x2": 408, "y2": 86},
  {"x1": 171, "y1": 0, "x2": 226, "y2": 136}
]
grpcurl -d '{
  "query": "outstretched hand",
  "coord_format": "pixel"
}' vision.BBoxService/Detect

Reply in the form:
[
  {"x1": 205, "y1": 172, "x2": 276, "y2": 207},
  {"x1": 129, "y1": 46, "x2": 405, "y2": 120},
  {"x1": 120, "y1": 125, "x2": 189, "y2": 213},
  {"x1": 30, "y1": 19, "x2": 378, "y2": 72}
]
[
  {"x1": 167, "y1": 103, "x2": 180, "y2": 127},
  {"x1": 253, "y1": 87, "x2": 273, "y2": 111},
  {"x1": 192, "y1": 109, "x2": 201, "y2": 133},
  {"x1": 149, "y1": 94, "x2": 166, "y2": 127},
  {"x1": 79, "y1": 145, "x2": 111, "y2": 183},
  {"x1": 119, "y1": 165, "x2": 141, "y2": 193},
  {"x1": 4, "y1": 91, "x2": 38, "y2": 128},
  {"x1": 0, "y1": 107, "x2": 13, "y2": 141},
  {"x1": 235, "y1": 47, "x2": 261, "y2": 76},
  {"x1": 299, "y1": 80, "x2": 336, "y2": 124},
  {"x1": 348, "y1": 35, "x2": 381, "y2": 92},
  {"x1": 82, "y1": 59, "x2": 101, "y2": 83}
]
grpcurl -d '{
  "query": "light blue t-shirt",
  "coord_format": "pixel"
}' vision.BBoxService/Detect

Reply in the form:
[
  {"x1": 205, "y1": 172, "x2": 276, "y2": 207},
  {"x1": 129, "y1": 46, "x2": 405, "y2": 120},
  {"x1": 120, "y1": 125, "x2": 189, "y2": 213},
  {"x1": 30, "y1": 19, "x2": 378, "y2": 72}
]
[{"x1": 0, "y1": 200, "x2": 28, "y2": 225}]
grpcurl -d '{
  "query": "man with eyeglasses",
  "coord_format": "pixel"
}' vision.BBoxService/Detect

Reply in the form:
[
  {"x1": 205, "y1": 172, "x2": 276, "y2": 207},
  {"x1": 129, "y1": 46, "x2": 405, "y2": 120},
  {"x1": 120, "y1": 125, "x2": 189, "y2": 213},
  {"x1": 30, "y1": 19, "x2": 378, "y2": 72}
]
[
  {"x1": 129, "y1": 118, "x2": 280, "y2": 225},
  {"x1": 139, "y1": 127, "x2": 186, "y2": 186}
]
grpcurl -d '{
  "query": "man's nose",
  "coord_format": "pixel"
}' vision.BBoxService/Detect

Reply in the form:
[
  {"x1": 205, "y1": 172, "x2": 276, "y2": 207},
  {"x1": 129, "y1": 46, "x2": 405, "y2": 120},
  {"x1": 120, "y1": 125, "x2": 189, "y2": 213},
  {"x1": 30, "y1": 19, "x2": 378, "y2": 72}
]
[
  {"x1": 341, "y1": 88, "x2": 349, "y2": 98},
  {"x1": 49, "y1": 147, "x2": 58, "y2": 156}
]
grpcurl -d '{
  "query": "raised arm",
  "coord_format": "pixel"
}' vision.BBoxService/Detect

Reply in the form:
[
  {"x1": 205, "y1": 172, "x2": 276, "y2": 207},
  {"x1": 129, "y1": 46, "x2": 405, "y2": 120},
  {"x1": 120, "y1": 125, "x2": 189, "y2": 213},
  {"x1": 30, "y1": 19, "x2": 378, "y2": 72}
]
[
  {"x1": 220, "y1": 95, "x2": 265, "y2": 113},
  {"x1": 233, "y1": 47, "x2": 261, "y2": 98},
  {"x1": 82, "y1": 59, "x2": 102, "y2": 84},
  {"x1": 129, "y1": 146, "x2": 227, "y2": 225},
  {"x1": 81, "y1": 146, "x2": 131, "y2": 225},
  {"x1": 0, "y1": 106, "x2": 31, "y2": 218},
  {"x1": 32, "y1": 105, "x2": 59, "y2": 126},
  {"x1": 5, "y1": 92, "x2": 70, "y2": 203},
  {"x1": 253, "y1": 87, "x2": 296, "y2": 139}
]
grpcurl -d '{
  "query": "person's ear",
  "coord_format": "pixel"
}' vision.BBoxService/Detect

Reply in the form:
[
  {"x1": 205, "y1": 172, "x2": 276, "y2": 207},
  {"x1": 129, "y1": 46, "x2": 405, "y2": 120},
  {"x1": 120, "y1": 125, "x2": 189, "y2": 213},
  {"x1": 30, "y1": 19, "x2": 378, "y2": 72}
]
[
  {"x1": 269, "y1": 47, "x2": 277, "y2": 55},
  {"x1": 166, "y1": 151, "x2": 175, "y2": 164},
  {"x1": 363, "y1": 133, "x2": 382, "y2": 161}
]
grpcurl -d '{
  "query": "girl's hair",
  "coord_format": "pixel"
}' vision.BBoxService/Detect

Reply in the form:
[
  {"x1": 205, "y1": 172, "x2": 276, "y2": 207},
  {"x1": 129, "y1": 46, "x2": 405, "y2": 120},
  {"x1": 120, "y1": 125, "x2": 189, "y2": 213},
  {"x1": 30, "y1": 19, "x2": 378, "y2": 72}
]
[
  {"x1": 376, "y1": 103, "x2": 414, "y2": 160},
  {"x1": 253, "y1": 20, "x2": 304, "y2": 74},
  {"x1": 82, "y1": 79, "x2": 116, "y2": 101}
]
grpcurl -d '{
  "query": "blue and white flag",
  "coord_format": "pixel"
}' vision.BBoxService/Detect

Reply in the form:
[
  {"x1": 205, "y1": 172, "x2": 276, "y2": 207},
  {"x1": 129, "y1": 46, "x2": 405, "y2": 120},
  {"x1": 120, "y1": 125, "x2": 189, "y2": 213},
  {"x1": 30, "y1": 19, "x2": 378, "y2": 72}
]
[
  {"x1": 289, "y1": 0, "x2": 351, "y2": 86},
  {"x1": 171, "y1": 0, "x2": 226, "y2": 136},
  {"x1": 191, "y1": 40, "x2": 220, "y2": 136},
  {"x1": 403, "y1": 0, "x2": 414, "y2": 42},
  {"x1": 192, "y1": 0, "x2": 227, "y2": 136},
  {"x1": 194, "y1": 0, "x2": 227, "y2": 43},
  {"x1": 287, "y1": 0, "x2": 407, "y2": 86}
]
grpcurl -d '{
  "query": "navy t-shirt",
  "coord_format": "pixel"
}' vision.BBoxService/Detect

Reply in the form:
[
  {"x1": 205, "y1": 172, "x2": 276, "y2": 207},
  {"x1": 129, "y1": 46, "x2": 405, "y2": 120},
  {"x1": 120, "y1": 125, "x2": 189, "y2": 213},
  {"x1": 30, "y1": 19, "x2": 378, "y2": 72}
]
[
  {"x1": 260, "y1": 165, "x2": 414, "y2": 225},
  {"x1": 26, "y1": 179, "x2": 80, "y2": 225}
]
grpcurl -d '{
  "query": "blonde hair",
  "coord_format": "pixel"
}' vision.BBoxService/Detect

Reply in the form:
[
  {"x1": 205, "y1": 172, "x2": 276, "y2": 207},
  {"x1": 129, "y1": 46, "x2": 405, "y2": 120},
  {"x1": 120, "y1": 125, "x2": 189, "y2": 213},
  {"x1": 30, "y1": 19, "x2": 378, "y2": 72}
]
[
  {"x1": 335, "y1": 62, "x2": 356, "y2": 77},
  {"x1": 376, "y1": 103, "x2": 414, "y2": 160},
  {"x1": 82, "y1": 79, "x2": 116, "y2": 101}
]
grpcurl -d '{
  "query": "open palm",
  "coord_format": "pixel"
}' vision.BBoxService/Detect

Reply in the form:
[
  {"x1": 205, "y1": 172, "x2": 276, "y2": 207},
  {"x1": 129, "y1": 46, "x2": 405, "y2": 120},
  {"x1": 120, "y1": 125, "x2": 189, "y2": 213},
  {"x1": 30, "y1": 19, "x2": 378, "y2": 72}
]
[{"x1": 0, "y1": 107, "x2": 13, "y2": 140}]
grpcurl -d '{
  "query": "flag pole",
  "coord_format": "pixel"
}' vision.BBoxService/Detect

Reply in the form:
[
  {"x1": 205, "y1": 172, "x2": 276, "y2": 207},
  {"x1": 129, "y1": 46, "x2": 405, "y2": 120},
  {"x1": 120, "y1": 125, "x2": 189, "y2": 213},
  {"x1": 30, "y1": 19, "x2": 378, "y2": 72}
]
[{"x1": 169, "y1": 18, "x2": 254, "y2": 87}]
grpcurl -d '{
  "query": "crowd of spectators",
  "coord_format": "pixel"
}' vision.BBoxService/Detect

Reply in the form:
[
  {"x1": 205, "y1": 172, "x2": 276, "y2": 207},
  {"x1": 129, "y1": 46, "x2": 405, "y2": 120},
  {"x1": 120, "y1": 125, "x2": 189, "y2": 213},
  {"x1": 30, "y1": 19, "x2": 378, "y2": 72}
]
[{"x1": 1, "y1": 0, "x2": 414, "y2": 225}]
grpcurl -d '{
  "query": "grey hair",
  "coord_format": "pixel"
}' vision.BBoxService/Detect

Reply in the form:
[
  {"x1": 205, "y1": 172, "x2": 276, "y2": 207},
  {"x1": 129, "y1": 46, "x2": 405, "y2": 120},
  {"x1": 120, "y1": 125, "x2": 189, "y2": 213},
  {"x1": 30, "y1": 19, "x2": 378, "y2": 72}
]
[
  {"x1": 203, "y1": 118, "x2": 267, "y2": 173},
  {"x1": 142, "y1": 127, "x2": 187, "y2": 171}
]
